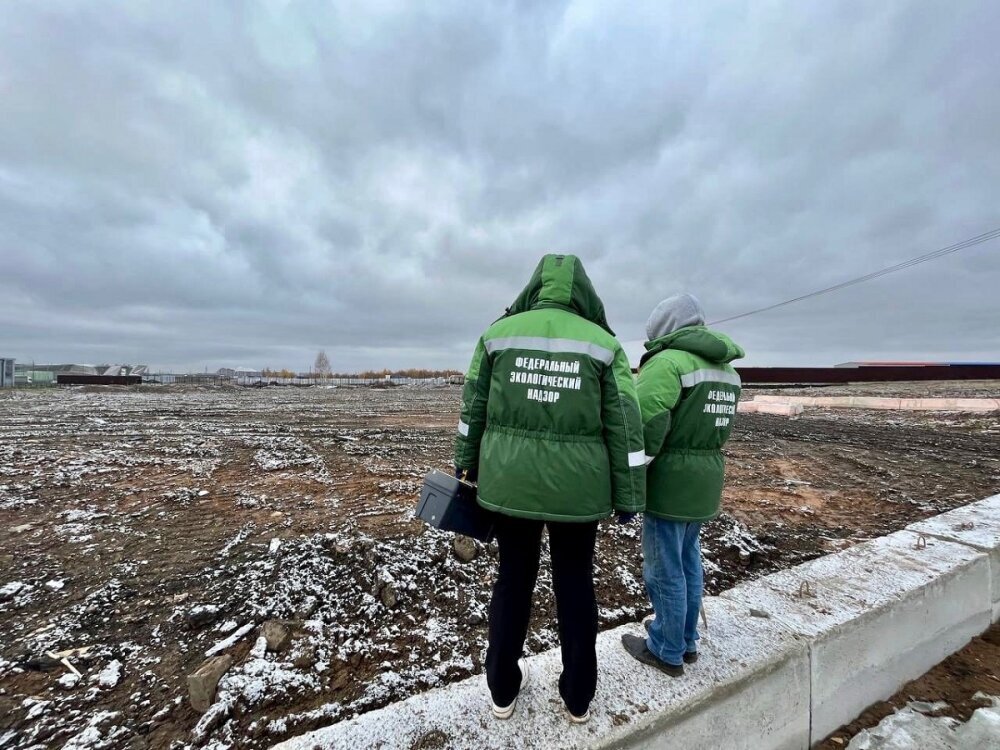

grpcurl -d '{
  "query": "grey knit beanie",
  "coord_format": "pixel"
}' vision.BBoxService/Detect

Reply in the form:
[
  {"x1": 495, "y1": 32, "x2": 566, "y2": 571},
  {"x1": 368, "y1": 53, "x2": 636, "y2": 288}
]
[{"x1": 646, "y1": 293, "x2": 706, "y2": 340}]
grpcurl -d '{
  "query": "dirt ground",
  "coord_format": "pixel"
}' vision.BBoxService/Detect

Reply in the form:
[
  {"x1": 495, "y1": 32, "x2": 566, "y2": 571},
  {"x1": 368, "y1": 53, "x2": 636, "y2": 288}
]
[
  {"x1": 818, "y1": 622, "x2": 1000, "y2": 748},
  {"x1": 0, "y1": 381, "x2": 998, "y2": 749}
]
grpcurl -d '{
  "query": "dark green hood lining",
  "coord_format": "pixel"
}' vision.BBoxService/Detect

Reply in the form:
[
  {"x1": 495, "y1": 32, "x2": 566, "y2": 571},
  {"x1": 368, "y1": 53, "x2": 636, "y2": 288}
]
[{"x1": 504, "y1": 254, "x2": 614, "y2": 335}]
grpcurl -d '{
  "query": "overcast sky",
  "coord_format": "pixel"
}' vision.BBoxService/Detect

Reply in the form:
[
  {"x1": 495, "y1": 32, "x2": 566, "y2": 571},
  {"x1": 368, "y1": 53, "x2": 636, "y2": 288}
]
[{"x1": 2, "y1": 1, "x2": 998, "y2": 372}]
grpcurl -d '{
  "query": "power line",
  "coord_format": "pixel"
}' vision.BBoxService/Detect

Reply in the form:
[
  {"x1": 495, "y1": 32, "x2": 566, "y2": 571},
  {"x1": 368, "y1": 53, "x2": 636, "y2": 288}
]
[{"x1": 710, "y1": 227, "x2": 1000, "y2": 326}]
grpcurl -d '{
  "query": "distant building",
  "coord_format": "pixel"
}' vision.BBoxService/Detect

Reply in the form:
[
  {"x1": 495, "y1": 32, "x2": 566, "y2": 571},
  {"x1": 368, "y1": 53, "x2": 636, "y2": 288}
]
[
  {"x1": 218, "y1": 367, "x2": 262, "y2": 378},
  {"x1": 30, "y1": 364, "x2": 100, "y2": 376},
  {"x1": 835, "y1": 361, "x2": 1000, "y2": 368},
  {"x1": 835, "y1": 361, "x2": 940, "y2": 368},
  {"x1": 172, "y1": 373, "x2": 219, "y2": 385},
  {"x1": 13, "y1": 364, "x2": 126, "y2": 387},
  {"x1": 0, "y1": 358, "x2": 14, "y2": 388},
  {"x1": 100, "y1": 364, "x2": 149, "y2": 377},
  {"x1": 13, "y1": 365, "x2": 55, "y2": 386}
]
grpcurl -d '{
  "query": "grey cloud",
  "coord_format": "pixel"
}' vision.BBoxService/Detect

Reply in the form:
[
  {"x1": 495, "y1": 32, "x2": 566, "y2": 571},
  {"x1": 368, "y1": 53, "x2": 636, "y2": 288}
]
[{"x1": 1, "y1": 0, "x2": 999, "y2": 372}]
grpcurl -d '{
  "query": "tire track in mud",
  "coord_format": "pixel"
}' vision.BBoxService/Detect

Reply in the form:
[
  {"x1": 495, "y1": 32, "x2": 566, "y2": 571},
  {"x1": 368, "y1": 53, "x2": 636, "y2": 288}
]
[{"x1": 736, "y1": 411, "x2": 1000, "y2": 456}]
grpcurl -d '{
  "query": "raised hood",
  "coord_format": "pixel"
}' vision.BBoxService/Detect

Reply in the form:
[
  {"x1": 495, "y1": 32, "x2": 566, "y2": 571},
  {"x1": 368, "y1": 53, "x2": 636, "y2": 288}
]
[{"x1": 505, "y1": 254, "x2": 614, "y2": 335}]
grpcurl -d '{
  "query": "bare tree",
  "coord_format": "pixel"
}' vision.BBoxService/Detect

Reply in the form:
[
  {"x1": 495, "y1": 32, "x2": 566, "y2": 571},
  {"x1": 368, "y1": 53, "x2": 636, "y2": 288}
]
[{"x1": 314, "y1": 350, "x2": 332, "y2": 378}]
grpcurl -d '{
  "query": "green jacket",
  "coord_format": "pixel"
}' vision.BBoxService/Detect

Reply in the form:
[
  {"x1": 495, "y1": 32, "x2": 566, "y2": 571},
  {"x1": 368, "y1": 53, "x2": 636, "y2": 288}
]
[
  {"x1": 638, "y1": 326, "x2": 744, "y2": 522},
  {"x1": 455, "y1": 255, "x2": 645, "y2": 522}
]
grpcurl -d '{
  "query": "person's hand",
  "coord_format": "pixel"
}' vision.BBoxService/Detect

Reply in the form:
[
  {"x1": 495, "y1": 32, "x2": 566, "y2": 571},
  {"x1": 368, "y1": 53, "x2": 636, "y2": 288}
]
[
  {"x1": 455, "y1": 466, "x2": 479, "y2": 483},
  {"x1": 616, "y1": 511, "x2": 637, "y2": 525}
]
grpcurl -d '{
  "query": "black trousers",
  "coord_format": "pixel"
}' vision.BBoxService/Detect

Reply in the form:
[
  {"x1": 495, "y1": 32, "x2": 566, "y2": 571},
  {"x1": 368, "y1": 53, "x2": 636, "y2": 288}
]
[{"x1": 485, "y1": 515, "x2": 599, "y2": 716}]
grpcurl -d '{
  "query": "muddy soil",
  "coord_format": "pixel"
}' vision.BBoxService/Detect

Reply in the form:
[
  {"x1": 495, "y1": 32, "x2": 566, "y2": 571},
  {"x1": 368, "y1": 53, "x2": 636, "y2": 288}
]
[
  {"x1": 817, "y1": 622, "x2": 1000, "y2": 748},
  {"x1": 0, "y1": 382, "x2": 997, "y2": 749}
]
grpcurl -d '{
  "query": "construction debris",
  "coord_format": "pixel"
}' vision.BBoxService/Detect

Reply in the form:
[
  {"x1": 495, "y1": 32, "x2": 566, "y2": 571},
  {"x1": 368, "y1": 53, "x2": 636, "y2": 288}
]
[
  {"x1": 752, "y1": 395, "x2": 1000, "y2": 412},
  {"x1": 186, "y1": 604, "x2": 222, "y2": 630},
  {"x1": 379, "y1": 582, "x2": 398, "y2": 609},
  {"x1": 452, "y1": 536, "x2": 478, "y2": 562},
  {"x1": 187, "y1": 655, "x2": 234, "y2": 713},
  {"x1": 47, "y1": 651, "x2": 82, "y2": 678},
  {"x1": 205, "y1": 623, "x2": 256, "y2": 657},
  {"x1": 262, "y1": 620, "x2": 292, "y2": 653},
  {"x1": 738, "y1": 401, "x2": 804, "y2": 417}
]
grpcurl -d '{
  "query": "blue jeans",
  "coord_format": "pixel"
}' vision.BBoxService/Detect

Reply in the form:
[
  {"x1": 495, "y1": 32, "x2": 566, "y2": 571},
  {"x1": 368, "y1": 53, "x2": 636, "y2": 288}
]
[{"x1": 643, "y1": 516, "x2": 703, "y2": 666}]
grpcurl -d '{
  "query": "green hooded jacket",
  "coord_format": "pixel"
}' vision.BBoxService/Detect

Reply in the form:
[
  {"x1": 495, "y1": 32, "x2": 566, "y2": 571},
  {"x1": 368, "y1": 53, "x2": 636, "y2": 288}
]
[
  {"x1": 638, "y1": 326, "x2": 744, "y2": 522},
  {"x1": 455, "y1": 254, "x2": 645, "y2": 522}
]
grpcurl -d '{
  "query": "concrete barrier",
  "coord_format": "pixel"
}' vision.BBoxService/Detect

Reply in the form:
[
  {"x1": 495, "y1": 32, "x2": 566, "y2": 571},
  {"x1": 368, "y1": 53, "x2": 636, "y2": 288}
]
[
  {"x1": 908, "y1": 493, "x2": 1000, "y2": 622},
  {"x1": 737, "y1": 401, "x2": 804, "y2": 417},
  {"x1": 904, "y1": 397, "x2": 1000, "y2": 411},
  {"x1": 274, "y1": 495, "x2": 1000, "y2": 750},
  {"x1": 751, "y1": 395, "x2": 1000, "y2": 412},
  {"x1": 720, "y1": 529, "x2": 992, "y2": 742}
]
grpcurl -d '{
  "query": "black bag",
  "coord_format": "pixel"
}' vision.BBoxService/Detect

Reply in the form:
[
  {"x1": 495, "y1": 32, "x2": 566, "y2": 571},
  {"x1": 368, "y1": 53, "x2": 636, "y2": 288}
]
[{"x1": 415, "y1": 470, "x2": 495, "y2": 542}]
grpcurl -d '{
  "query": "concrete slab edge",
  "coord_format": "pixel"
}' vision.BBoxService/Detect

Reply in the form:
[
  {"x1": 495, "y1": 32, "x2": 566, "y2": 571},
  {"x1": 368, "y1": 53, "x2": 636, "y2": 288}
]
[
  {"x1": 907, "y1": 493, "x2": 1000, "y2": 624},
  {"x1": 596, "y1": 646, "x2": 811, "y2": 750},
  {"x1": 751, "y1": 395, "x2": 1000, "y2": 412}
]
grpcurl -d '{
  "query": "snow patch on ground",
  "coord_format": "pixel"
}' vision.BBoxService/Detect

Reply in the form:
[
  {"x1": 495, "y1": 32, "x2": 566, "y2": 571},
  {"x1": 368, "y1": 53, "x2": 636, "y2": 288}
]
[
  {"x1": 0, "y1": 483, "x2": 38, "y2": 510},
  {"x1": 95, "y1": 659, "x2": 122, "y2": 689},
  {"x1": 847, "y1": 696, "x2": 1000, "y2": 749},
  {"x1": 253, "y1": 437, "x2": 324, "y2": 474},
  {"x1": 713, "y1": 514, "x2": 769, "y2": 561},
  {"x1": 218, "y1": 648, "x2": 321, "y2": 709},
  {"x1": 61, "y1": 710, "x2": 130, "y2": 750},
  {"x1": 1, "y1": 580, "x2": 27, "y2": 598},
  {"x1": 58, "y1": 672, "x2": 82, "y2": 689}
]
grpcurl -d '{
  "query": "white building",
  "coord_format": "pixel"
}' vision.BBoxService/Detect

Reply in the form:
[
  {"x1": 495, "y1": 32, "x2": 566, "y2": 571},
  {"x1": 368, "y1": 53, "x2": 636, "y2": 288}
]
[{"x1": 218, "y1": 367, "x2": 262, "y2": 378}]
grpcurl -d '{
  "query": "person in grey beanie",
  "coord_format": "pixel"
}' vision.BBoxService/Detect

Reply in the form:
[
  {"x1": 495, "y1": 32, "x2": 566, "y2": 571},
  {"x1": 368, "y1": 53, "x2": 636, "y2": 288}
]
[{"x1": 621, "y1": 294, "x2": 745, "y2": 675}]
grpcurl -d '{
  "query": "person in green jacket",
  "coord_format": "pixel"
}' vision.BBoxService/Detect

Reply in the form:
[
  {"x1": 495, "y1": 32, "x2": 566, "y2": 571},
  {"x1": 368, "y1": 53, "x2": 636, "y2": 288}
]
[
  {"x1": 455, "y1": 254, "x2": 644, "y2": 723},
  {"x1": 620, "y1": 293, "x2": 744, "y2": 675}
]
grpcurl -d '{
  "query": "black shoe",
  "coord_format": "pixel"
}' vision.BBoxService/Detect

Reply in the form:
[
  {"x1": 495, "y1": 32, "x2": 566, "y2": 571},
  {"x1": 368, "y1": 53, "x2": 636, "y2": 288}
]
[
  {"x1": 621, "y1": 634, "x2": 684, "y2": 677},
  {"x1": 642, "y1": 621, "x2": 698, "y2": 664}
]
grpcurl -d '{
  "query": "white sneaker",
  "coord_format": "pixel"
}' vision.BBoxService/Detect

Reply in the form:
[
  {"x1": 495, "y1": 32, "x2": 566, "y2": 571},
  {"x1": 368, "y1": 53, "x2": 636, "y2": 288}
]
[
  {"x1": 565, "y1": 706, "x2": 591, "y2": 724},
  {"x1": 491, "y1": 658, "x2": 530, "y2": 719}
]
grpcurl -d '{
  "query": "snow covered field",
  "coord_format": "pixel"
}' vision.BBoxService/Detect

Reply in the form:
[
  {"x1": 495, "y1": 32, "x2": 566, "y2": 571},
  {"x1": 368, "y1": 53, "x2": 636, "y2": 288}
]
[{"x1": 0, "y1": 383, "x2": 997, "y2": 748}]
